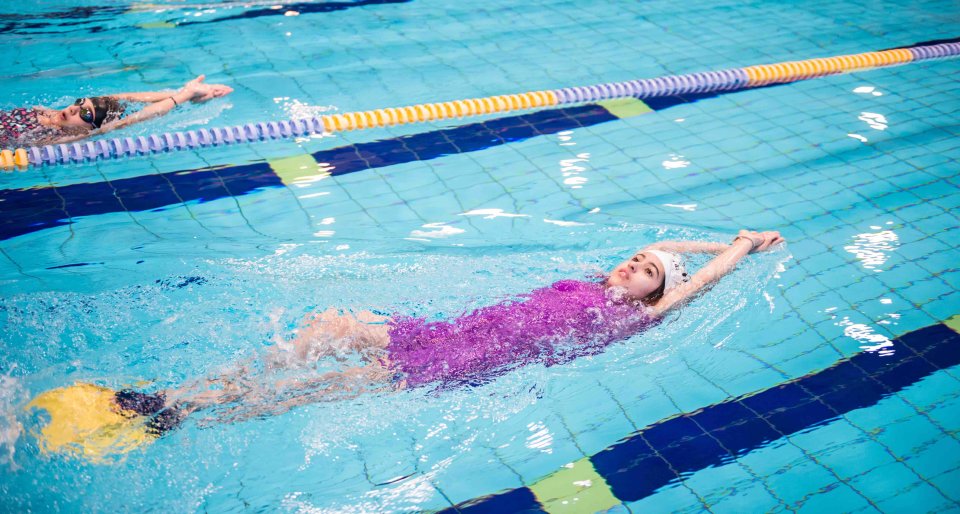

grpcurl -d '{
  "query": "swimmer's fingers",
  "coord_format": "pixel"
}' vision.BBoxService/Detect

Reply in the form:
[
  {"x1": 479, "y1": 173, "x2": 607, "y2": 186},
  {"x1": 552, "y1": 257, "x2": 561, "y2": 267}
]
[
  {"x1": 185, "y1": 74, "x2": 205, "y2": 86},
  {"x1": 181, "y1": 74, "x2": 206, "y2": 92},
  {"x1": 754, "y1": 231, "x2": 784, "y2": 252},
  {"x1": 190, "y1": 88, "x2": 219, "y2": 103},
  {"x1": 182, "y1": 77, "x2": 232, "y2": 103},
  {"x1": 210, "y1": 84, "x2": 233, "y2": 97},
  {"x1": 194, "y1": 85, "x2": 233, "y2": 102}
]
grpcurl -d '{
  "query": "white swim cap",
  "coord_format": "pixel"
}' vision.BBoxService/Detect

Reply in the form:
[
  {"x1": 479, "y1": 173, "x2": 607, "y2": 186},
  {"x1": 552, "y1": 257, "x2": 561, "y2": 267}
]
[{"x1": 646, "y1": 249, "x2": 689, "y2": 292}]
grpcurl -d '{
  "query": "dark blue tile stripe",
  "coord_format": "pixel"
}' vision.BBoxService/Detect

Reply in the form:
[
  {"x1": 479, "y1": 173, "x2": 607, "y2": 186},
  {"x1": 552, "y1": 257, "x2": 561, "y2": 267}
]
[
  {"x1": 0, "y1": 104, "x2": 614, "y2": 241},
  {"x1": 0, "y1": 0, "x2": 411, "y2": 35},
  {"x1": 885, "y1": 36, "x2": 960, "y2": 50},
  {"x1": 439, "y1": 486, "x2": 545, "y2": 514},
  {"x1": 0, "y1": 6, "x2": 124, "y2": 35},
  {"x1": 0, "y1": 163, "x2": 281, "y2": 240},
  {"x1": 591, "y1": 323, "x2": 960, "y2": 502},
  {"x1": 179, "y1": 0, "x2": 412, "y2": 27},
  {"x1": 442, "y1": 323, "x2": 959, "y2": 510}
]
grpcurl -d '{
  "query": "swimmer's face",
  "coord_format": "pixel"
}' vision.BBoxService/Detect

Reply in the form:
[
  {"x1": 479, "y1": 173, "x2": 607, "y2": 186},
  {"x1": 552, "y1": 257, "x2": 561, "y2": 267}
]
[
  {"x1": 606, "y1": 251, "x2": 665, "y2": 301},
  {"x1": 57, "y1": 98, "x2": 97, "y2": 130}
]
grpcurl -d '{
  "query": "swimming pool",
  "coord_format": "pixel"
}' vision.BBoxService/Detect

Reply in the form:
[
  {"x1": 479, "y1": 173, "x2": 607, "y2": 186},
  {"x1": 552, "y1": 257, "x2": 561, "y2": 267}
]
[{"x1": 1, "y1": 0, "x2": 959, "y2": 511}]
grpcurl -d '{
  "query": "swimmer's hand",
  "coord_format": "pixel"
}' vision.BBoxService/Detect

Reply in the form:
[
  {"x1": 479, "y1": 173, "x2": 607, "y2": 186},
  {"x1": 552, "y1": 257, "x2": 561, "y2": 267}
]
[
  {"x1": 734, "y1": 230, "x2": 784, "y2": 253},
  {"x1": 180, "y1": 74, "x2": 234, "y2": 103}
]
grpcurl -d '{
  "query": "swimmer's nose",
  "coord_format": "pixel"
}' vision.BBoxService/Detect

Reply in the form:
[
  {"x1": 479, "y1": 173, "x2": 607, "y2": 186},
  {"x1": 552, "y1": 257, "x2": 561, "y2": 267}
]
[{"x1": 628, "y1": 263, "x2": 636, "y2": 274}]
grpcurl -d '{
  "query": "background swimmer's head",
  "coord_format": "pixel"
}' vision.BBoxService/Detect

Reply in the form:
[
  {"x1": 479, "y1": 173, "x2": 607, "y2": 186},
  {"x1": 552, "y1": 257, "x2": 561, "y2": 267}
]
[
  {"x1": 56, "y1": 96, "x2": 125, "y2": 131},
  {"x1": 605, "y1": 249, "x2": 686, "y2": 304}
]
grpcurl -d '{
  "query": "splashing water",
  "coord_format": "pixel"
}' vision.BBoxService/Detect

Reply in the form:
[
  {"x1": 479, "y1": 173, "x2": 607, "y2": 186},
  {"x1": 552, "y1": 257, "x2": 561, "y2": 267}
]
[{"x1": 0, "y1": 369, "x2": 24, "y2": 471}]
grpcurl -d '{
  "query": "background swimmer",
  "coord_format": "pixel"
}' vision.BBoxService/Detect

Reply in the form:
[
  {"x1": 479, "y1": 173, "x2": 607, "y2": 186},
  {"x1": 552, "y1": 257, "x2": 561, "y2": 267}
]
[{"x1": 0, "y1": 74, "x2": 232, "y2": 148}]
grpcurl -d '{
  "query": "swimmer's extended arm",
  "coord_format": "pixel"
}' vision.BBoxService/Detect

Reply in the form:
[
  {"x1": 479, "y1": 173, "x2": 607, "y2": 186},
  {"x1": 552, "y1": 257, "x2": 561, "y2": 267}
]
[
  {"x1": 108, "y1": 77, "x2": 233, "y2": 104},
  {"x1": 646, "y1": 241, "x2": 730, "y2": 254},
  {"x1": 651, "y1": 230, "x2": 783, "y2": 316},
  {"x1": 107, "y1": 92, "x2": 177, "y2": 103},
  {"x1": 92, "y1": 75, "x2": 234, "y2": 134},
  {"x1": 97, "y1": 88, "x2": 196, "y2": 132}
]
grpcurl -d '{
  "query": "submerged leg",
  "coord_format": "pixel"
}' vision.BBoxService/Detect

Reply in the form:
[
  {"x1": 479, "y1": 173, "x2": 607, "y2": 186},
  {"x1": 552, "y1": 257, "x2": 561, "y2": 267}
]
[
  {"x1": 266, "y1": 308, "x2": 391, "y2": 368},
  {"x1": 209, "y1": 360, "x2": 398, "y2": 424},
  {"x1": 166, "y1": 309, "x2": 390, "y2": 406},
  {"x1": 165, "y1": 310, "x2": 394, "y2": 419}
]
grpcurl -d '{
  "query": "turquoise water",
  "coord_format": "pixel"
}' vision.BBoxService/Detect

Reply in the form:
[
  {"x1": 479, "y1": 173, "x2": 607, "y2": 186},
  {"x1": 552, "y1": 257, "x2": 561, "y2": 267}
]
[{"x1": 1, "y1": 0, "x2": 959, "y2": 512}]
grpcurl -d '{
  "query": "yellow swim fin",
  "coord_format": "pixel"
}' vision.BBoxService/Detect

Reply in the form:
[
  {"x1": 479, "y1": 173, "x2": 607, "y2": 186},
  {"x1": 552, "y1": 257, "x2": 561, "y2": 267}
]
[{"x1": 26, "y1": 383, "x2": 160, "y2": 463}]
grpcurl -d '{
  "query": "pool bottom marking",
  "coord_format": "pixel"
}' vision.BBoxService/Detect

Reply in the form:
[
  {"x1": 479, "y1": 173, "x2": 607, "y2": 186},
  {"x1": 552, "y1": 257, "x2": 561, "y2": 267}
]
[
  {"x1": 268, "y1": 153, "x2": 331, "y2": 187},
  {"x1": 945, "y1": 315, "x2": 960, "y2": 334},
  {"x1": 529, "y1": 457, "x2": 619, "y2": 513},
  {"x1": 439, "y1": 320, "x2": 960, "y2": 512},
  {"x1": 596, "y1": 97, "x2": 653, "y2": 119}
]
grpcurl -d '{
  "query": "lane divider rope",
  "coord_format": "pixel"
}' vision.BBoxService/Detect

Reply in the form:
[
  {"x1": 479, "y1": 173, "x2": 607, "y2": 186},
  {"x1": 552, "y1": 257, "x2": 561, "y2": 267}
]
[{"x1": 2, "y1": 41, "x2": 957, "y2": 169}]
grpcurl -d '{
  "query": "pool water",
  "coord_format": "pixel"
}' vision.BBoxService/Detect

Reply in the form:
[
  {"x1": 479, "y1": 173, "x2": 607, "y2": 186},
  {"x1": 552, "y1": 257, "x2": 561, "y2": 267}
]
[{"x1": 1, "y1": 0, "x2": 959, "y2": 512}]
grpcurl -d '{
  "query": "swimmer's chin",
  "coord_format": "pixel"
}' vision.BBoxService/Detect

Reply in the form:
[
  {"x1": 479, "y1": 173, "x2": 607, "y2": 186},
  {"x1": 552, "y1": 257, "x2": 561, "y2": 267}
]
[{"x1": 604, "y1": 284, "x2": 630, "y2": 302}]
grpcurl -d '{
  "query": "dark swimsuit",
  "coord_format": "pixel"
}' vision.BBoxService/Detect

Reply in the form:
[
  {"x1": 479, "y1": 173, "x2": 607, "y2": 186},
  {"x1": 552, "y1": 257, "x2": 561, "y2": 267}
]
[
  {"x1": 0, "y1": 107, "x2": 60, "y2": 147},
  {"x1": 113, "y1": 389, "x2": 186, "y2": 436}
]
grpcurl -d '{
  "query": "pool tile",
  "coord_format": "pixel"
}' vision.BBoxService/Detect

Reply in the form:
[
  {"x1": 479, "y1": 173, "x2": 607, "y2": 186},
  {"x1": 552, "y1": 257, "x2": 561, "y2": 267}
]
[
  {"x1": 928, "y1": 467, "x2": 960, "y2": 503},
  {"x1": 846, "y1": 461, "x2": 924, "y2": 503},
  {"x1": 433, "y1": 451, "x2": 526, "y2": 505},
  {"x1": 875, "y1": 483, "x2": 958, "y2": 514},
  {"x1": 708, "y1": 478, "x2": 782, "y2": 513},
  {"x1": 764, "y1": 455, "x2": 840, "y2": 507},
  {"x1": 796, "y1": 483, "x2": 873, "y2": 513},
  {"x1": 681, "y1": 459, "x2": 760, "y2": 505},
  {"x1": 923, "y1": 393, "x2": 960, "y2": 434},
  {"x1": 905, "y1": 435, "x2": 960, "y2": 479},
  {"x1": 621, "y1": 483, "x2": 704, "y2": 514},
  {"x1": 875, "y1": 409, "x2": 947, "y2": 452}
]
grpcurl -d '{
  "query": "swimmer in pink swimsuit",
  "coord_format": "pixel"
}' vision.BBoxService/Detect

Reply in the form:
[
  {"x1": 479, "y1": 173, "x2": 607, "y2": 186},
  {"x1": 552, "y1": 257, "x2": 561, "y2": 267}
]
[
  {"x1": 26, "y1": 231, "x2": 788, "y2": 463},
  {"x1": 147, "y1": 229, "x2": 785, "y2": 425},
  {"x1": 0, "y1": 74, "x2": 232, "y2": 148}
]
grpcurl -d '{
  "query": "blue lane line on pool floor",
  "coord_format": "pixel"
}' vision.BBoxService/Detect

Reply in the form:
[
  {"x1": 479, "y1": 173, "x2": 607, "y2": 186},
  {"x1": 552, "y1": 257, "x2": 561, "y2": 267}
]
[{"x1": 440, "y1": 321, "x2": 960, "y2": 513}]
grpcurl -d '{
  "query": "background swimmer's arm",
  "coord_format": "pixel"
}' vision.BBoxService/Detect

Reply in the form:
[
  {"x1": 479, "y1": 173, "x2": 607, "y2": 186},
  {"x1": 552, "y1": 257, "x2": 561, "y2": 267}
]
[
  {"x1": 107, "y1": 75, "x2": 233, "y2": 104},
  {"x1": 651, "y1": 230, "x2": 784, "y2": 316},
  {"x1": 108, "y1": 77, "x2": 233, "y2": 104},
  {"x1": 97, "y1": 75, "x2": 233, "y2": 133},
  {"x1": 646, "y1": 241, "x2": 730, "y2": 254},
  {"x1": 44, "y1": 133, "x2": 88, "y2": 145},
  {"x1": 107, "y1": 91, "x2": 177, "y2": 103},
  {"x1": 95, "y1": 89, "x2": 196, "y2": 132}
]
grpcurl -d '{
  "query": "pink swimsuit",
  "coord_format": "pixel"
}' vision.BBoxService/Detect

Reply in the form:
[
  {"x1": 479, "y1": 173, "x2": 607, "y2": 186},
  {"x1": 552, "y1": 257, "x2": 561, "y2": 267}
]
[
  {"x1": 386, "y1": 280, "x2": 656, "y2": 387},
  {"x1": 0, "y1": 108, "x2": 59, "y2": 147}
]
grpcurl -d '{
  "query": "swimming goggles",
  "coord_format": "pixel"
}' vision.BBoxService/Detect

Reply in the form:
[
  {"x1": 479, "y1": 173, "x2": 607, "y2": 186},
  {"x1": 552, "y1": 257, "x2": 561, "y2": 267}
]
[{"x1": 74, "y1": 98, "x2": 97, "y2": 127}]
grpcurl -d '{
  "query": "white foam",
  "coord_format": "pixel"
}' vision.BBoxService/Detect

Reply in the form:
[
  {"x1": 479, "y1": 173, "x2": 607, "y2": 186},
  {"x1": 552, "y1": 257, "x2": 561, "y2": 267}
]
[{"x1": 0, "y1": 371, "x2": 23, "y2": 471}]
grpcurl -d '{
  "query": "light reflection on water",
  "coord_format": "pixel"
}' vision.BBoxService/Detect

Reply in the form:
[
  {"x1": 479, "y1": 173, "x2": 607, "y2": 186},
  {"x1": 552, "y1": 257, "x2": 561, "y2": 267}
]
[{"x1": 845, "y1": 223, "x2": 899, "y2": 272}]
